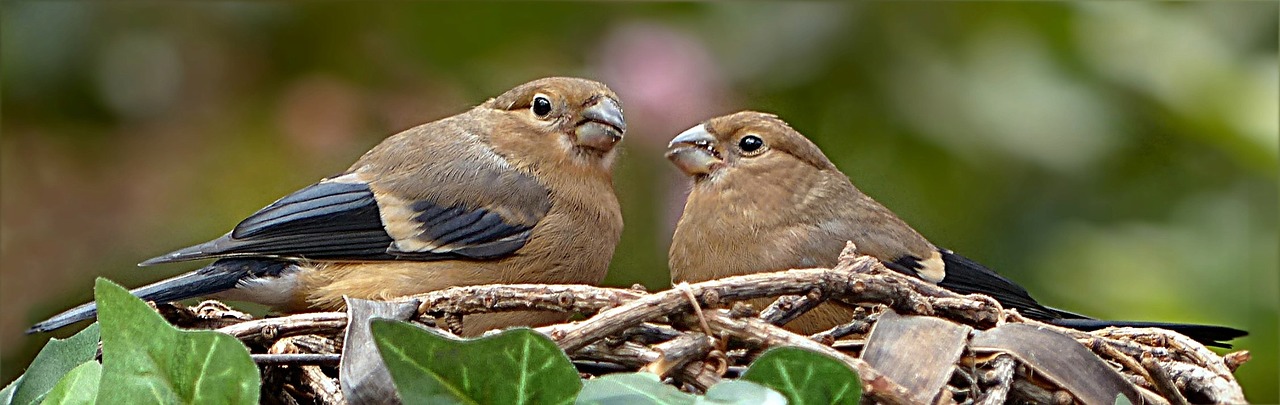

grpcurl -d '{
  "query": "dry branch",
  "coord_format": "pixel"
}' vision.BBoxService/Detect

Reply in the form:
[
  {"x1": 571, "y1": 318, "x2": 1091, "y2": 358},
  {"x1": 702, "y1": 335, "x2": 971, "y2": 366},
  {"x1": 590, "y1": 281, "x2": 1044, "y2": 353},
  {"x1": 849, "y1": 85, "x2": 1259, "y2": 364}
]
[
  {"x1": 153, "y1": 244, "x2": 1246, "y2": 404},
  {"x1": 975, "y1": 355, "x2": 1016, "y2": 405}
]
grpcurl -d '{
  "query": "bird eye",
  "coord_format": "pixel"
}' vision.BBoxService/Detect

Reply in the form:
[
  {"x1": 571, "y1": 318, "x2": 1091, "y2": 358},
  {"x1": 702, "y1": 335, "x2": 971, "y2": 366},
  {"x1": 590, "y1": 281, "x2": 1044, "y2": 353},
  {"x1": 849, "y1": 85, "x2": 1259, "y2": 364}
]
[
  {"x1": 738, "y1": 135, "x2": 764, "y2": 153},
  {"x1": 531, "y1": 95, "x2": 552, "y2": 117}
]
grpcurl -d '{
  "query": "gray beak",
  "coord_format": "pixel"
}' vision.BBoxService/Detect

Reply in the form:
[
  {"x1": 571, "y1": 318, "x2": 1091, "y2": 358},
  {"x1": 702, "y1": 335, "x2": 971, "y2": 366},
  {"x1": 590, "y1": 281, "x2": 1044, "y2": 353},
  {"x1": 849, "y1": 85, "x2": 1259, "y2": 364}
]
[
  {"x1": 665, "y1": 124, "x2": 722, "y2": 176},
  {"x1": 575, "y1": 98, "x2": 625, "y2": 152}
]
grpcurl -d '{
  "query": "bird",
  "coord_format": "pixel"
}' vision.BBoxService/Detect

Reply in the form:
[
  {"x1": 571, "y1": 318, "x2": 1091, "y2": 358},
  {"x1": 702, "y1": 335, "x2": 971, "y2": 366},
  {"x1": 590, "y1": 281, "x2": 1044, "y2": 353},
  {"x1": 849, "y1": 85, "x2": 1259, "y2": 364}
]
[
  {"x1": 30, "y1": 77, "x2": 627, "y2": 336},
  {"x1": 665, "y1": 110, "x2": 1246, "y2": 348}
]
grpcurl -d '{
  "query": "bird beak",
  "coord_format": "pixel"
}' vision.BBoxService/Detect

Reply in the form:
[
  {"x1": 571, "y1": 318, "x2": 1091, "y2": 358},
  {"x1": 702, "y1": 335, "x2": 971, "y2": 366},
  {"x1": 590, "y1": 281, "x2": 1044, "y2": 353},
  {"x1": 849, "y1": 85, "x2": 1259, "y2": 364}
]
[
  {"x1": 574, "y1": 97, "x2": 626, "y2": 152},
  {"x1": 666, "y1": 124, "x2": 723, "y2": 176}
]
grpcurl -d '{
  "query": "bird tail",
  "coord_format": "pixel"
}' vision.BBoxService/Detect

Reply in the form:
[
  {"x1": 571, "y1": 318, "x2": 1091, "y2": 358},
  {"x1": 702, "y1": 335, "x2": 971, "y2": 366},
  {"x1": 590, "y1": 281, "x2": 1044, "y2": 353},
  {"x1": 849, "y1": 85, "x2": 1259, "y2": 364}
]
[
  {"x1": 26, "y1": 259, "x2": 288, "y2": 334},
  {"x1": 1048, "y1": 318, "x2": 1247, "y2": 349},
  {"x1": 935, "y1": 248, "x2": 1066, "y2": 321},
  {"x1": 934, "y1": 249, "x2": 1247, "y2": 348}
]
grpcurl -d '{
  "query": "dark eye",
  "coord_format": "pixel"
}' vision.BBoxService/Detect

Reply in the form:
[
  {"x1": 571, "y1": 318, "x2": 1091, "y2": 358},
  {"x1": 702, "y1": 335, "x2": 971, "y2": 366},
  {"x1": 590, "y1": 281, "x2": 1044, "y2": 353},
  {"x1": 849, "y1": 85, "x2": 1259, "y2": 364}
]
[
  {"x1": 532, "y1": 95, "x2": 552, "y2": 117},
  {"x1": 739, "y1": 135, "x2": 764, "y2": 153}
]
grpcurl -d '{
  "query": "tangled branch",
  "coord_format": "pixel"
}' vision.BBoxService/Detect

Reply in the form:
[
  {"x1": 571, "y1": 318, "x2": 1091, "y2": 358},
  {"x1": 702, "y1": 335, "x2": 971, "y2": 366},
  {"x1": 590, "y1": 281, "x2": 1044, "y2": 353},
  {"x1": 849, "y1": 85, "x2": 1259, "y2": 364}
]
[{"x1": 160, "y1": 243, "x2": 1248, "y2": 404}]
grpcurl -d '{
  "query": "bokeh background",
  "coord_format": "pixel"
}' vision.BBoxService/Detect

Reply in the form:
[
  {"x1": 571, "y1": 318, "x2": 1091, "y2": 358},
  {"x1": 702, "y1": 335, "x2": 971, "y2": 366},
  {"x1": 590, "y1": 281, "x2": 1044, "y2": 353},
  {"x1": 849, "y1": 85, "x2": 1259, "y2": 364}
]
[{"x1": 3, "y1": 2, "x2": 1276, "y2": 400}]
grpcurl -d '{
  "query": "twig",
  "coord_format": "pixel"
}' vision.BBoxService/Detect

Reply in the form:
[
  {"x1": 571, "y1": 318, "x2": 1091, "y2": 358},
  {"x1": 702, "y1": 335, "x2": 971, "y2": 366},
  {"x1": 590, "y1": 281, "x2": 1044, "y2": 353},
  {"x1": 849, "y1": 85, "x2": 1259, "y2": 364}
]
[
  {"x1": 253, "y1": 353, "x2": 342, "y2": 366},
  {"x1": 572, "y1": 360, "x2": 634, "y2": 375},
  {"x1": 552, "y1": 268, "x2": 854, "y2": 352},
  {"x1": 835, "y1": 255, "x2": 1004, "y2": 326},
  {"x1": 573, "y1": 339, "x2": 723, "y2": 390},
  {"x1": 574, "y1": 340, "x2": 655, "y2": 368},
  {"x1": 409, "y1": 284, "x2": 645, "y2": 320},
  {"x1": 1162, "y1": 360, "x2": 1247, "y2": 404},
  {"x1": 1089, "y1": 338, "x2": 1157, "y2": 389},
  {"x1": 1143, "y1": 352, "x2": 1190, "y2": 405},
  {"x1": 759, "y1": 290, "x2": 825, "y2": 326},
  {"x1": 617, "y1": 323, "x2": 683, "y2": 345},
  {"x1": 675, "y1": 283, "x2": 714, "y2": 338},
  {"x1": 1223, "y1": 351, "x2": 1251, "y2": 373},
  {"x1": 700, "y1": 308, "x2": 916, "y2": 405},
  {"x1": 1101, "y1": 328, "x2": 1235, "y2": 379},
  {"x1": 218, "y1": 312, "x2": 347, "y2": 342},
  {"x1": 1009, "y1": 379, "x2": 1058, "y2": 404},
  {"x1": 149, "y1": 247, "x2": 1244, "y2": 404},
  {"x1": 976, "y1": 355, "x2": 1015, "y2": 405},
  {"x1": 268, "y1": 335, "x2": 343, "y2": 405},
  {"x1": 643, "y1": 332, "x2": 713, "y2": 378},
  {"x1": 158, "y1": 300, "x2": 253, "y2": 330},
  {"x1": 553, "y1": 259, "x2": 1005, "y2": 353},
  {"x1": 299, "y1": 365, "x2": 344, "y2": 405},
  {"x1": 810, "y1": 309, "x2": 879, "y2": 345},
  {"x1": 1076, "y1": 329, "x2": 1245, "y2": 403}
]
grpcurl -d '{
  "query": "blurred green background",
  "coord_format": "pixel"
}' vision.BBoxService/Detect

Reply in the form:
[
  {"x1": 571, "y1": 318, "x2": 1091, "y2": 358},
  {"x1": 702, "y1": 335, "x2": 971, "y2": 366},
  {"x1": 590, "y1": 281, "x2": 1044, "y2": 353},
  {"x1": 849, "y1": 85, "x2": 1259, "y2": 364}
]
[{"x1": 3, "y1": 2, "x2": 1276, "y2": 401}]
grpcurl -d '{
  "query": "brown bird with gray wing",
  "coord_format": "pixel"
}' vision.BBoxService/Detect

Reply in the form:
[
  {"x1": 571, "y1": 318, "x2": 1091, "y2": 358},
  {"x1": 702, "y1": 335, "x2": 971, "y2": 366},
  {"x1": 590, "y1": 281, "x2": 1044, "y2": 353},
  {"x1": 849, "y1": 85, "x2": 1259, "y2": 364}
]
[
  {"x1": 666, "y1": 111, "x2": 1245, "y2": 347},
  {"x1": 31, "y1": 77, "x2": 627, "y2": 336}
]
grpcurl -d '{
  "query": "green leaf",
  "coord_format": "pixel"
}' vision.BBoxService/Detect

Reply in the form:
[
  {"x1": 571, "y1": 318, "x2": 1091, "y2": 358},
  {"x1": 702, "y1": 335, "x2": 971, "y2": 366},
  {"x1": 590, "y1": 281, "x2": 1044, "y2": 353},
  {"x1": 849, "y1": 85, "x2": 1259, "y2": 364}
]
[
  {"x1": 92, "y1": 278, "x2": 259, "y2": 405},
  {"x1": 576, "y1": 372, "x2": 694, "y2": 405},
  {"x1": 371, "y1": 320, "x2": 581, "y2": 405},
  {"x1": 1, "y1": 375, "x2": 22, "y2": 405},
  {"x1": 741, "y1": 347, "x2": 861, "y2": 405},
  {"x1": 703, "y1": 380, "x2": 787, "y2": 405},
  {"x1": 11, "y1": 323, "x2": 100, "y2": 405},
  {"x1": 1115, "y1": 393, "x2": 1133, "y2": 405},
  {"x1": 576, "y1": 373, "x2": 784, "y2": 405},
  {"x1": 38, "y1": 362, "x2": 101, "y2": 405}
]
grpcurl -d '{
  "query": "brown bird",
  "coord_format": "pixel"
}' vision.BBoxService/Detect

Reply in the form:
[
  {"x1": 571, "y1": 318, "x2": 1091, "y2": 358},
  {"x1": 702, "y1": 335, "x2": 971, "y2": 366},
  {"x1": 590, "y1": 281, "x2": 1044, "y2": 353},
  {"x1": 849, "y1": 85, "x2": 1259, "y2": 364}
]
[
  {"x1": 31, "y1": 77, "x2": 627, "y2": 336},
  {"x1": 666, "y1": 111, "x2": 1246, "y2": 347}
]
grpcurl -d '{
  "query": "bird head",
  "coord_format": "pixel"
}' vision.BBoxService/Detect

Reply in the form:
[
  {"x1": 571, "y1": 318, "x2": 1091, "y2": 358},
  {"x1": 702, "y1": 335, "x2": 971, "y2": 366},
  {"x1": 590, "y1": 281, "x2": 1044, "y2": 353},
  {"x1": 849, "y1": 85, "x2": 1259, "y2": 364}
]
[
  {"x1": 666, "y1": 111, "x2": 837, "y2": 183},
  {"x1": 486, "y1": 77, "x2": 626, "y2": 170}
]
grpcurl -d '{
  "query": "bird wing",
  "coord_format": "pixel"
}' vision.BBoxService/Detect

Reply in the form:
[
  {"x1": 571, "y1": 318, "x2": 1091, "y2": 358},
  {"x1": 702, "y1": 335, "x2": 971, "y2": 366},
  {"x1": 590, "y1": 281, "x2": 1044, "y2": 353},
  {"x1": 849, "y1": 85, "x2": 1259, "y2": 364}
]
[
  {"x1": 142, "y1": 119, "x2": 552, "y2": 266},
  {"x1": 933, "y1": 248, "x2": 1065, "y2": 321},
  {"x1": 141, "y1": 175, "x2": 547, "y2": 265}
]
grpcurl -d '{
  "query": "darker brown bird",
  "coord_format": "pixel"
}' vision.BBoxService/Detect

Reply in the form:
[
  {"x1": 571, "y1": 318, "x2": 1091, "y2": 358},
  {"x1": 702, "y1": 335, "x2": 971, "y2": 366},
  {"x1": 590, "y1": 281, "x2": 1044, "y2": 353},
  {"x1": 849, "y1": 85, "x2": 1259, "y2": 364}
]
[
  {"x1": 667, "y1": 111, "x2": 1245, "y2": 347},
  {"x1": 31, "y1": 77, "x2": 627, "y2": 336}
]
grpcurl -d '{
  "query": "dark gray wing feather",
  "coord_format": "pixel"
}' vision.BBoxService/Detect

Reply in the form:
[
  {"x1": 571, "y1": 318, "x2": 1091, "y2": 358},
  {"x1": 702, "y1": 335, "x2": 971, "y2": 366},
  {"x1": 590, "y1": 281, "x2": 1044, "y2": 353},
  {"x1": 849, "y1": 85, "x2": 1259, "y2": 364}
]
[
  {"x1": 140, "y1": 180, "x2": 538, "y2": 265},
  {"x1": 933, "y1": 248, "x2": 1064, "y2": 321},
  {"x1": 28, "y1": 259, "x2": 292, "y2": 333}
]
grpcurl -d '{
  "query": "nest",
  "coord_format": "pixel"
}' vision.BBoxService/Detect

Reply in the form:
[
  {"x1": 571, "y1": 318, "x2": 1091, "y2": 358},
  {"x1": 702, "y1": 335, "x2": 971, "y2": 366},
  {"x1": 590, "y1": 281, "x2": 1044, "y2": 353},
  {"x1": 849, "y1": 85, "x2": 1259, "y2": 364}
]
[{"x1": 158, "y1": 243, "x2": 1250, "y2": 404}]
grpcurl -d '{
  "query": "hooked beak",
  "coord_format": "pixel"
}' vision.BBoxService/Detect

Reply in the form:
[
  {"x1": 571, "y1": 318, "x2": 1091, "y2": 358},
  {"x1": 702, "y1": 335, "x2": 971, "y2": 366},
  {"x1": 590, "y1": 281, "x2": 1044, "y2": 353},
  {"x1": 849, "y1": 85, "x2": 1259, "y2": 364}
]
[
  {"x1": 665, "y1": 124, "x2": 723, "y2": 177},
  {"x1": 574, "y1": 97, "x2": 626, "y2": 152}
]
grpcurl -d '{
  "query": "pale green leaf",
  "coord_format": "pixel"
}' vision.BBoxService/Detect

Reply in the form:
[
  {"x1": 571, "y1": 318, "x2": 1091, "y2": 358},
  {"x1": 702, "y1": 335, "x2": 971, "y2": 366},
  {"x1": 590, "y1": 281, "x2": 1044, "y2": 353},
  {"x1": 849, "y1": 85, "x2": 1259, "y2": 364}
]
[
  {"x1": 702, "y1": 380, "x2": 787, "y2": 405},
  {"x1": 576, "y1": 372, "x2": 784, "y2": 405},
  {"x1": 1115, "y1": 393, "x2": 1134, "y2": 405},
  {"x1": 1, "y1": 375, "x2": 22, "y2": 405},
  {"x1": 576, "y1": 372, "x2": 694, "y2": 405},
  {"x1": 10, "y1": 324, "x2": 100, "y2": 405},
  {"x1": 38, "y1": 362, "x2": 100, "y2": 405}
]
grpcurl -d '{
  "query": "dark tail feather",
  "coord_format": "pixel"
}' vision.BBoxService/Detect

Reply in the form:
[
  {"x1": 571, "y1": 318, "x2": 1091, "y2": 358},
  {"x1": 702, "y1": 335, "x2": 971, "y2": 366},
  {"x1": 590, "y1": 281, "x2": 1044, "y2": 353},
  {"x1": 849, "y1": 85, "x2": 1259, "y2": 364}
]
[
  {"x1": 1049, "y1": 319, "x2": 1247, "y2": 348},
  {"x1": 935, "y1": 248, "x2": 1066, "y2": 321},
  {"x1": 934, "y1": 248, "x2": 1247, "y2": 348},
  {"x1": 26, "y1": 259, "x2": 286, "y2": 334}
]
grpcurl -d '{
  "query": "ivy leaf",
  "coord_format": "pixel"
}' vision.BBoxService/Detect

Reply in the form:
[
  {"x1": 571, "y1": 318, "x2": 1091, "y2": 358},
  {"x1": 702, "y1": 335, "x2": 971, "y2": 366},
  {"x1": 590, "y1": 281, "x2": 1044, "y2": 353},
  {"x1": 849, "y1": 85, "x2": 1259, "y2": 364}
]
[
  {"x1": 93, "y1": 278, "x2": 259, "y2": 405},
  {"x1": 575, "y1": 372, "x2": 694, "y2": 405},
  {"x1": 703, "y1": 380, "x2": 787, "y2": 405},
  {"x1": 371, "y1": 320, "x2": 580, "y2": 405},
  {"x1": 37, "y1": 361, "x2": 101, "y2": 405},
  {"x1": 9, "y1": 324, "x2": 100, "y2": 405},
  {"x1": 741, "y1": 347, "x2": 861, "y2": 405},
  {"x1": 576, "y1": 373, "x2": 784, "y2": 405},
  {"x1": 1, "y1": 375, "x2": 22, "y2": 405}
]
